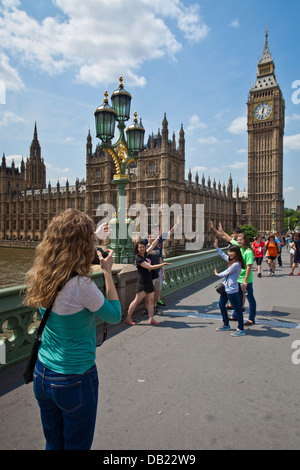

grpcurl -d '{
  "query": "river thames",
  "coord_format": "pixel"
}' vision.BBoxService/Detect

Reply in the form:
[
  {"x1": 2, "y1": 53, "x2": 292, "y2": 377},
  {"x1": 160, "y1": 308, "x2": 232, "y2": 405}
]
[{"x1": 0, "y1": 246, "x2": 36, "y2": 289}]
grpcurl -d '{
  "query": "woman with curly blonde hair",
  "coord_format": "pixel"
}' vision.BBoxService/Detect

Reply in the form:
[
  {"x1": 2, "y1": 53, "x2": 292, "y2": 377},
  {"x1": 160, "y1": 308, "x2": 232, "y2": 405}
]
[{"x1": 24, "y1": 209, "x2": 121, "y2": 450}]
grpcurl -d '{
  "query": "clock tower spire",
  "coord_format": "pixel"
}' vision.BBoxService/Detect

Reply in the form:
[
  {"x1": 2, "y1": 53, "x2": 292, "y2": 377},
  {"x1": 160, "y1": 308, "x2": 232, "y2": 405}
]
[{"x1": 247, "y1": 29, "x2": 285, "y2": 233}]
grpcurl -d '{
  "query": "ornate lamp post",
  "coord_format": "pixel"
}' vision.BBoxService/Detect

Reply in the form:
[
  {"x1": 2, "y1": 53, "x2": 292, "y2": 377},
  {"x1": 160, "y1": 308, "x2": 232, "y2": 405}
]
[
  {"x1": 94, "y1": 77, "x2": 145, "y2": 263},
  {"x1": 271, "y1": 207, "x2": 276, "y2": 232}
]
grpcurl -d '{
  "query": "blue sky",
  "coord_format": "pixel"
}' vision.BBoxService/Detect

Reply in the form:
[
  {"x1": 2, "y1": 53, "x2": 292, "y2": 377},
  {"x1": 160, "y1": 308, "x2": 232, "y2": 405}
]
[{"x1": 0, "y1": 0, "x2": 299, "y2": 210}]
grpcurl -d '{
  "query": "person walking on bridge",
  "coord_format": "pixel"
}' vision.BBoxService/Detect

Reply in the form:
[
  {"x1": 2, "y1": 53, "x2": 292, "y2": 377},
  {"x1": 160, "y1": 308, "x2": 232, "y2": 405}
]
[{"x1": 289, "y1": 233, "x2": 300, "y2": 276}]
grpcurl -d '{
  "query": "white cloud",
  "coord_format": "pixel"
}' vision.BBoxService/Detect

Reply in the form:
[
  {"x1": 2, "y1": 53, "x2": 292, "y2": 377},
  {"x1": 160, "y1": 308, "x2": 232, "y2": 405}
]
[
  {"x1": 0, "y1": 0, "x2": 209, "y2": 88},
  {"x1": 186, "y1": 114, "x2": 207, "y2": 132},
  {"x1": 0, "y1": 52, "x2": 24, "y2": 90},
  {"x1": 229, "y1": 19, "x2": 240, "y2": 28},
  {"x1": 284, "y1": 134, "x2": 300, "y2": 150},
  {"x1": 192, "y1": 165, "x2": 208, "y2": 173},
  {"x1": 236, "y1": 148, "x2": 247, "y2": 154},
  {"x1": 224, "y1": 161, "x2": 247, "y2": 170},
  {"x1": 284, "y1": 187, "x2": 295, "y2": 193},
  {"x1": 46, "y1": 162, "x2": 71, "y2": 174},
  {"x1": 198, "y1": 136, "x2": 218, "y2": 144},
  {"x1": 4, "y1": 154, "x2": 23, "y2": 166},
  {"x1": 285, "y1": 114, "x2": 300, "y2": 124},
  {"x1": 227, "y1": 116, "x2": 247, "y2": 135},
  {"x1": 0, "y1": 110, "x2": 25, "y2": 126}
]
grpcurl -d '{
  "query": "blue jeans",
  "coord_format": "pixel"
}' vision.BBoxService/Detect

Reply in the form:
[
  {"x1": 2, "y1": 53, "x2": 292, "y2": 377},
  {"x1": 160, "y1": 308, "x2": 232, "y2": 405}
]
[
  {"x1": 219, "y1": 291, "x2": 244, "y2": 331},
  {"x1": 230, "y1": 283, "x2": 256, "y2": 322},
  {"x1": 33, "y1": 358, "x2": 99, "y2": 450}
]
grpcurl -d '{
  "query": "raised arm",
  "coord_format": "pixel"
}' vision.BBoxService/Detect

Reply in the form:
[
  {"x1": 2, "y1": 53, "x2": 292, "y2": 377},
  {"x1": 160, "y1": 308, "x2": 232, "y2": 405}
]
[{"x1": 146, "y1": 235, "x2": 160, "y2": 255}]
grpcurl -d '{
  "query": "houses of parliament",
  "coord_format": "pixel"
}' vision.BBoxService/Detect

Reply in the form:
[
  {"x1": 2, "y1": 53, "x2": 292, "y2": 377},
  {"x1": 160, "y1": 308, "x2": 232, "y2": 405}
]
[{"x1": 0, "y1": 32, "x2": 285, "y2": 254}]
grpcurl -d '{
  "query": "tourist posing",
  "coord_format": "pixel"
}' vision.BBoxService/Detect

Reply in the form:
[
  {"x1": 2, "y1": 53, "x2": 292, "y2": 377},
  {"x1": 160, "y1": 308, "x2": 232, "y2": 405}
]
[
  {"x1": 125, "y1": 239, "x2": 172, "y2": 326},
  {"x1": 213, "y1": 239, "x2": 246, "y2": 336},
  {"x1": 24, "y1": 209, "x2": 122, "y2": 450},
  {"x1": 211, "y1": 222, "x2": 257, "y2": 326}
]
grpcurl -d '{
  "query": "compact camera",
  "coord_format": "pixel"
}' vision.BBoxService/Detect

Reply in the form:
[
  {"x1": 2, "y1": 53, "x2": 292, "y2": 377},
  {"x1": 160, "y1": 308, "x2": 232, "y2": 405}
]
[{"x1": 96, "y1": 247, "x2": 109, "y2": 258}]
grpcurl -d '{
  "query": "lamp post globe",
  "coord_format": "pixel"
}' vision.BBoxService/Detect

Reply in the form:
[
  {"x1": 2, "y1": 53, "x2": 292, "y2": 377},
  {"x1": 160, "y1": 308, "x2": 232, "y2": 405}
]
[{"x1": 94, "y1": 91, "x2": 117, "y2": 143}]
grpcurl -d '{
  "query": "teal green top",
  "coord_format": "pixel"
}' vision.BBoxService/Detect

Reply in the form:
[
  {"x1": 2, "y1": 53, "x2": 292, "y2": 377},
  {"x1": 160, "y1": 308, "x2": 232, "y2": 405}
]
[
  {"x1": 38, "y1": 297, "x2": 121, "y2": 374},
  {"x1": 231, "y1": 240, "x2": 254, "y2": 284}
]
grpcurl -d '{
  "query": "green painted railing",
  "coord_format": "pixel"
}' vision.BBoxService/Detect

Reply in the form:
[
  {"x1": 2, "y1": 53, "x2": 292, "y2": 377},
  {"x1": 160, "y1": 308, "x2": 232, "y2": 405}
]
[
  {"x1": 0, "y1": 249, "x2": 227, "y2": 370},
  {"x1": 161, "y1": 248, "x2": 227, "y2": 296}
]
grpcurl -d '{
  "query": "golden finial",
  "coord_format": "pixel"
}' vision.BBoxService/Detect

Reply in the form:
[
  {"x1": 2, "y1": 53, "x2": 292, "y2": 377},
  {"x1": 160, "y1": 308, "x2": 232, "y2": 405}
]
[
  {"x1": 119, "y1": 76, "x2": 124, "y2": 89},
  {"x1": 103, "y1": 90, "x2": 108, "y2": 103},
  {"x1": 133, "y1": 111, "x2": 138, "y2": 123}
]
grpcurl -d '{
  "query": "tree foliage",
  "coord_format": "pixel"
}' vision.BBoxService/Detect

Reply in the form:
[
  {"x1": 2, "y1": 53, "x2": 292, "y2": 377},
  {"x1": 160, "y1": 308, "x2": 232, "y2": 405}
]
[
  {"x1": 239, "y1": 224, "x2": 259, "y2": 242},
  {"x1": 284, "y1": 208, "x2": 300, "y2": 232}
]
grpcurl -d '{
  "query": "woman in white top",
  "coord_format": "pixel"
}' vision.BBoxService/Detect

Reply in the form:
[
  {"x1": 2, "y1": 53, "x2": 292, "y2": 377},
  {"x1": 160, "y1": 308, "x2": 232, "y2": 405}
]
[{"x1": 213, "y1": 239, "x2": 246, "y2": 337}]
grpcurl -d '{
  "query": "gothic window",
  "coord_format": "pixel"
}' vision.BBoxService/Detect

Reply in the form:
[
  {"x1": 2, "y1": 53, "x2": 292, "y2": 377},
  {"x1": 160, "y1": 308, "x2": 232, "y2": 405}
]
[
  {"x1": 147, "y1": 189, "x2": 158, "y2": 206},
  {"x1": 94, "y1": 193, "x2": 101, "y2": 209},
  {"x1": 149, "y1": 162, "x2": 156, "y2": 176}
]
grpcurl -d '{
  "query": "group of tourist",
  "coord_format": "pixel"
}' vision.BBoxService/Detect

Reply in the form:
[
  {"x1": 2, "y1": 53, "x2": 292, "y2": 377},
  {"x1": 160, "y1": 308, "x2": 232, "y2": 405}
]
[{"x1": 23, "y1": 208, "x2": 300, "y2": 450}]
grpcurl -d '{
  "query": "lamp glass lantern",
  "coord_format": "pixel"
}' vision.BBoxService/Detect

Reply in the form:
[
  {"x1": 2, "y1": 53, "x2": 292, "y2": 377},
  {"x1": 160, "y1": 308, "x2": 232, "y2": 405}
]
[
  {"x1": 111, "y1": 76, "x2": 132, "y2": 123},
  {"x1": 94, "y1": 91, "x2": 117, "y2": 143},
  {"x1": 126, "y1": 112, "x2": 145, "y2": 154}
]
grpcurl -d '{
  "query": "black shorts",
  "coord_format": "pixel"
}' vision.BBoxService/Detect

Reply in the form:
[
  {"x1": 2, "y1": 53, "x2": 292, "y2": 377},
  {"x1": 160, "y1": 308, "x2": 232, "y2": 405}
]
[
  {"x1": 268, "y1": 256, "x2": 277, "y2": 261},
  {"x1": 135, "y1": 282, "x2": 155, "y2": 294},
  {"x1": 255, "y1": 257, "x2": 263, "y2": 265}
]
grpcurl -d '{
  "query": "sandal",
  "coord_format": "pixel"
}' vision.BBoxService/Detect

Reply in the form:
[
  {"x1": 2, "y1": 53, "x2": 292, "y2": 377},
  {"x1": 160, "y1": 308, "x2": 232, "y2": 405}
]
[
  {"x1": 244, "y1": 320, "x2": 255, "y2": 326},
  {"x1": 125, "y1": 317, "x2": 136, "y2": 325}
]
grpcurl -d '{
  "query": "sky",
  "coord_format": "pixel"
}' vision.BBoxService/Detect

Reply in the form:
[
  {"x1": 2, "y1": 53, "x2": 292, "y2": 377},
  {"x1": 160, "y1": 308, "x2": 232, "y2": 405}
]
[{"x1": 0, "y1": 0, "x2": 299, "y2": 210}]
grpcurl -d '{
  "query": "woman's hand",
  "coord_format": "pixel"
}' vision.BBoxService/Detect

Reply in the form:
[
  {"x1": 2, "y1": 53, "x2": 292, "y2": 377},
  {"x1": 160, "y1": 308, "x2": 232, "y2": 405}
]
[
  {"x1": 97, "y1": 249, "x2": 114, "y2": 273},
  {"x1": 95, "y1": 223, "x2": 111, "y2": 240},
  {"x1": 214, "y1": 268, "x2": 218, "y2": 276},
  {"x1": 213, "y1": 238, "x2": 218, "y2": 248}
]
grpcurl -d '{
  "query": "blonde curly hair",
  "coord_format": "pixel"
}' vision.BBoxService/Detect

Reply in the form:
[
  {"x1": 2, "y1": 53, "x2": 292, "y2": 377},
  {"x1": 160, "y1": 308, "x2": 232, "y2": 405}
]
[{"x1": 24, "y1": 209, "x2": 95, "y2": 308}]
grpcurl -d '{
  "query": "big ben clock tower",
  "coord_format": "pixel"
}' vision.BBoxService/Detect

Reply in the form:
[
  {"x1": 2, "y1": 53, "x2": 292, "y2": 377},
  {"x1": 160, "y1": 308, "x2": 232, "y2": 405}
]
[{"x1": 247, "y1": 29, "x2": 285, "y2": 233}]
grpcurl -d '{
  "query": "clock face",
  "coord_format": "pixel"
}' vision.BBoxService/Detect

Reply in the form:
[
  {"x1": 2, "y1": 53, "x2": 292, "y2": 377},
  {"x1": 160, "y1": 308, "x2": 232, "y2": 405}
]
[{"x1": 254, "y1": 103, "x2": 272, "y2": 120}]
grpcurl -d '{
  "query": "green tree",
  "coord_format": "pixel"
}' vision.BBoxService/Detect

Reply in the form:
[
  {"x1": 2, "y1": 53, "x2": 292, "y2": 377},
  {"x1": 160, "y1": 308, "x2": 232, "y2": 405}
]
[
  {"x1": 284, "y1": 208, "x2": 300, "y2": 232},
  {"x1": 239, "y1": 224, "x2": 259, "y2": 242}
]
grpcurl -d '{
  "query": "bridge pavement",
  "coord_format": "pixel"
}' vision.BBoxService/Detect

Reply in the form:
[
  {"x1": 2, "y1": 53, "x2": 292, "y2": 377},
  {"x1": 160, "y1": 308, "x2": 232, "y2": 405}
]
[{"x1": 0, "y1": 249, "x2": 299, "y2": 450}]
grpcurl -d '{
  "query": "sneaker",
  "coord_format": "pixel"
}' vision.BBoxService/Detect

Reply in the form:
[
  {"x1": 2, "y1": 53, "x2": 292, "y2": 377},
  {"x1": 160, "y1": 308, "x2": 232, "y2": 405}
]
[
  {"x1": 297, "y1": 273, "x2": 300, "y2": 277},
  {"x1": 271, "y1": 272, "x2": 275, "y2": 276},
  {"x1": 216, "y1": 325, "x2": 231, "y2": 332},
  {"x1": 268, "y1": 271, "x2": 272, "y2": 276},
  {"x1": 154, "y1": 306, "x2": 159, "y2": 314},
  {"x1": 257, "y1": 273, "x2": 262, "y2": 278},
  {"x1": 289, "y1": 272, "x2": 294, "y2": 276},
  {"x1": 156, "y1": 300, "x2": 166, "y2": 306},
  {"x1": 231, "y1": 329, "x2": 246, "y2": 337}
]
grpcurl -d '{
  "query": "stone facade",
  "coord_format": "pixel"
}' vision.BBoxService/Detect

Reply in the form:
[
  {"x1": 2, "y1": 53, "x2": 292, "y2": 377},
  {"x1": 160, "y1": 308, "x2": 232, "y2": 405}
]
[
  {"x1": 247, "y1": 30, "x2": 285, "y2": 233},
  {"x1": 0, "y1": 33, "x2": 284, "y2": 251}
]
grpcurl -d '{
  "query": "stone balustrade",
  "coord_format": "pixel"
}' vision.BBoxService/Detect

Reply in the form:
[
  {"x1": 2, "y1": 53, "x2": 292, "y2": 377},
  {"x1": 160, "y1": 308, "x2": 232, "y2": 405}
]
[{"x1": 0, "y1": 249, "x2": 227, "y2": 370}]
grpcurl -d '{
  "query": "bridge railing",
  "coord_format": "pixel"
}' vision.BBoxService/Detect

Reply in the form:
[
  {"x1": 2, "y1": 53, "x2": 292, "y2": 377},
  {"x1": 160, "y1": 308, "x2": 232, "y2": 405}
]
[{"x1": 0, "y1": 249, "x2": 227, "y2": 370}]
